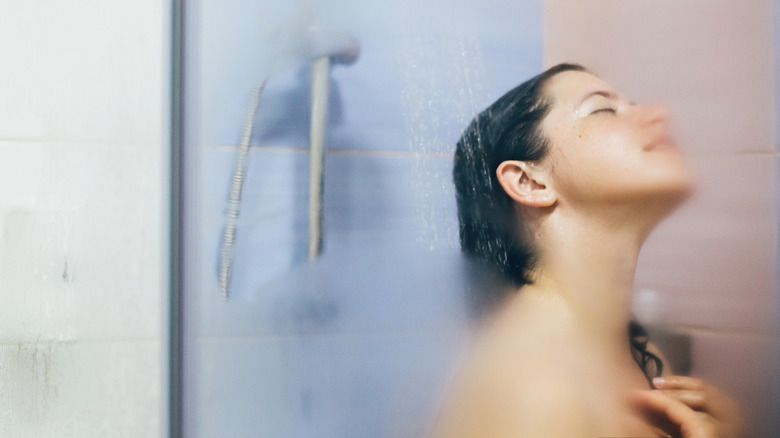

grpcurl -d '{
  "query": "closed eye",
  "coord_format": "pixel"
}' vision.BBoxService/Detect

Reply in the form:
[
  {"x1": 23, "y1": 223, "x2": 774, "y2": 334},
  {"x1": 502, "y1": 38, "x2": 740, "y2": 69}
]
[{"x1": 592, "y1": 107, "x2": 617, "y2": 115}]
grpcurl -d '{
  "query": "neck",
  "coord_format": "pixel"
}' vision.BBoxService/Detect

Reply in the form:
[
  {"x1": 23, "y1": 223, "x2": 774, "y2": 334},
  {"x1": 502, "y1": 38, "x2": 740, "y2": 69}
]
[{"x1": 524, "y1": 208, "x2": 650, "y2": 360}]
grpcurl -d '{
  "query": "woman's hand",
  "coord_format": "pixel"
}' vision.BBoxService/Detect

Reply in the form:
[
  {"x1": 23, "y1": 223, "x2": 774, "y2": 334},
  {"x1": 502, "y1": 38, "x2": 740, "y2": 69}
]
[
  {"x1": 629, "y1": 376, "x2": 742, "y2": 438},
  {"x1": 652, "y1": 376, "x2": 742, "y2": 438}
]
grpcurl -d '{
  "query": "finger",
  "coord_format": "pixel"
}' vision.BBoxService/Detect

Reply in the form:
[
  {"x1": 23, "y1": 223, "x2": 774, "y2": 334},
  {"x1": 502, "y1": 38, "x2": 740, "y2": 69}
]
[
  {"x1": 657, "y1": 389, "x2": 707, "y2": 411},
  {"x1": 628, "y1": 390, "x2": 715, "y2": 438},
  {"x1": 629, "y1": 390, "x2": 699, "y2": 424},
  {"x1": 655, "y1": 377, "x2": 739, "y2": 420},
  {"x1": 628, "y1": 391, "x2": 681, "y2": 436},
  {"x1": 653, "y1": 376, "x2": 709, "y2": 392}
]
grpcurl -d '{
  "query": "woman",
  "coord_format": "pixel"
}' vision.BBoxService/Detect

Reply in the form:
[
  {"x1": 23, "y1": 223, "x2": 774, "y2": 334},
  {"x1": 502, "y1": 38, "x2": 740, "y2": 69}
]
[{"x1": 433, "y1": 64, "x2": 742, "y2": 437}]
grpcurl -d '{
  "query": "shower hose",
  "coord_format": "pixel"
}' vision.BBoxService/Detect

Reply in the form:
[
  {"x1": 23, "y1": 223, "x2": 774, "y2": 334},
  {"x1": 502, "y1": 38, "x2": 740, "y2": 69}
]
[{"x1": 218, "y1": 80, "x2": 267, "y2": 301}]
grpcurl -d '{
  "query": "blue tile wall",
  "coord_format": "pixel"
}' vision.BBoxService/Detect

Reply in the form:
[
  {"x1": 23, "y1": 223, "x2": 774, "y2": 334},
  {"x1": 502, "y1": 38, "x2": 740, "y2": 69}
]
[
  {"x1": 198, "y1": 0, "x2": 544, "y2": 150},
  {"x1": 196, "y1": 331, "x2": 465, "y2": 438},
  {"x1": 187, "y1": 0, "x2": 544, "y2": 436}
]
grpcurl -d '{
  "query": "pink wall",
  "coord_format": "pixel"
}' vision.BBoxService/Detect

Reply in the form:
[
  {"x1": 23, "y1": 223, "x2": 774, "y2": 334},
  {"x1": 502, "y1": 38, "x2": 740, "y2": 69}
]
[{"x1": 544, "y1": 1, "x2": 778, "y2": 435}]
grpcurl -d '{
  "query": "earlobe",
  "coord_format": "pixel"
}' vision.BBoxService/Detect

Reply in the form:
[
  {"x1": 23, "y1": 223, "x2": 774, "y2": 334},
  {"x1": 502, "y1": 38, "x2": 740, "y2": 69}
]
[{"x1": 496, "y1": 160, "x2": 556, "y2": 208}]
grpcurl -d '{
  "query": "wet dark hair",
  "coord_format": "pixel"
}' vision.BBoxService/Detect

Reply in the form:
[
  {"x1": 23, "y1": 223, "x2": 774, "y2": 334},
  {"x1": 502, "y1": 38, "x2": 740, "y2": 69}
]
[
  {"x1": 453, "y1": 63, "x2": 586, "y2": 292},
  {"x1": 454, "y1": 63, "x2": 663, "y2": 388}
]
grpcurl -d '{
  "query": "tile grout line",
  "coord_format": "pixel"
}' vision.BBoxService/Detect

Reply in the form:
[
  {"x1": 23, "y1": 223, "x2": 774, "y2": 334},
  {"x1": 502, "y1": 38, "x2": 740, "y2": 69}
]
[
  {"x1": 0, "y1": 337, "x2": 161, "y2": 347},
  {"x1": 0, "y1": 138, "x2": 167, "y2": 147},
  {"x1": 192, "y1": 326, "x2": 471, "y2": 342},
  {"x1": 663, "y1": 323, "x2": 780, "y2": 341},
  {"x1": 210, "y1": 144, "x2": 455, "y2": 158}
]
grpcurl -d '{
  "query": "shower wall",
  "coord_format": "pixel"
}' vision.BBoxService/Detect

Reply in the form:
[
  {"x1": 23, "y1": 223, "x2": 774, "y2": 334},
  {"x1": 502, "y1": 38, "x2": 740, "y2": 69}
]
[
  {"x1": 544, "y1": 1, "x2": 780, "y2": 436},
  {"x1": 2, "y1": 1, "x2": 776, "y2": 437},
  {"x1": 0, "y1": 1, "x2": 167, "y2": 436},
  {"x1": 183, "y1": 0, "x2": 544, "y2": 436}
]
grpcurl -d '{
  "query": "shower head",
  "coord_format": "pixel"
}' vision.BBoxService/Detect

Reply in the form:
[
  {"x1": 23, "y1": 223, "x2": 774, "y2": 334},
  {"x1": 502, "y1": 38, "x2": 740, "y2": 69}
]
[
  {"x1": 218, "y1": 23, "x2": 361, "y2": 301},
  {"x1": 304, "y1": 26, "x2": 361, "y2": 65}
]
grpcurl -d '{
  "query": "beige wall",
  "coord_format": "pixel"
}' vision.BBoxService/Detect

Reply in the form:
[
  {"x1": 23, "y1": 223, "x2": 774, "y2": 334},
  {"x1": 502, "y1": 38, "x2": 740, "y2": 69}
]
[{"x1": 544, "y1": 1, "x2": 778, "y2": 435}]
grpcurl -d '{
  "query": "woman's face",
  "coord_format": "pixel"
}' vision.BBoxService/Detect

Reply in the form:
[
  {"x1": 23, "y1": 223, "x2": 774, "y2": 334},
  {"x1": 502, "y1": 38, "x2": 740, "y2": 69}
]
[{"x1": 540, "y1": 70, "x2": 692, "y2": 210}]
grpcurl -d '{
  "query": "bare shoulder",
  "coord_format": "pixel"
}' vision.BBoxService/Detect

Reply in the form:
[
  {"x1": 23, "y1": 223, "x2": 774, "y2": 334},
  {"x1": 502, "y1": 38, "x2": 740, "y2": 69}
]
[{"x1": 428, "y1": 328, "x2": 596, "y2": 437}]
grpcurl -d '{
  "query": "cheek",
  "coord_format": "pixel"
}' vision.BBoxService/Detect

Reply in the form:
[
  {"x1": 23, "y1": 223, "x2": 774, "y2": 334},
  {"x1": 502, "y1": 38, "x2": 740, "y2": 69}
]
[
  {"x1": 553, "y1": 128, "x2": 638, "y2": 181},
  {"x1": 548, "y1": 129, "x2": 648, "y2": 201}
]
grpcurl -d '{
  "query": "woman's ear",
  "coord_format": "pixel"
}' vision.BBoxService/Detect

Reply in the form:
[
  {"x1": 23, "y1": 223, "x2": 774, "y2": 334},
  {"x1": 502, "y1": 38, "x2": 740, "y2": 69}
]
[{"x1": 496, "y1": 160, "x2": 556, "y2": 208}]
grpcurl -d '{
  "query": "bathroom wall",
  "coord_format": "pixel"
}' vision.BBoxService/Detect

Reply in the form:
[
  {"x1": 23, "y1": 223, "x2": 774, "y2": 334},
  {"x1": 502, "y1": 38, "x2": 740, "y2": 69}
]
[
  {"x1": 0, "y1": 1, "x2": 168, "y2": 436},
  {"x1": 183, "y1": 0, "x2": 544, "y2": 436},
  {"x1": 545, "y1": 1, "x2": 780, "y2": 436},
  {"x1": 4, "y1": 1, "x2": 773, "y2": 437}
]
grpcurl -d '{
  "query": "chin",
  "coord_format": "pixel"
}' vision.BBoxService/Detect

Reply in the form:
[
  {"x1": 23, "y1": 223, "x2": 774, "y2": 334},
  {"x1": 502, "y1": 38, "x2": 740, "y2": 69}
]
[
  {"x1": 662, "y1": 180, "x2": 694, "y2": 213},
  {"x1": 664, "y1": 165, "x2": 695, "y2": 203},
  {"x1": 638, "y1": 174, "x2": 695, "y2": 226},
  {"x1": 643, "y1": 155, "x2": 695, "y2": 207}
]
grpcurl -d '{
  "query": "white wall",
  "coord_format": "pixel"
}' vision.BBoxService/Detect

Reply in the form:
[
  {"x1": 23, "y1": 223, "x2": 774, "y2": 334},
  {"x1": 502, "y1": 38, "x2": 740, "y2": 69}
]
[{"x1": 0, "y1": 1, "x2": 168, "y2": 436}]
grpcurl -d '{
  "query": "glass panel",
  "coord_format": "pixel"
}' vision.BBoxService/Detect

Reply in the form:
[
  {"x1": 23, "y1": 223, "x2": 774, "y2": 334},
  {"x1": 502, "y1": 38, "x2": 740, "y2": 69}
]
[{"x1": 180, "y1": 0, "x2": 544, "y2": 436}]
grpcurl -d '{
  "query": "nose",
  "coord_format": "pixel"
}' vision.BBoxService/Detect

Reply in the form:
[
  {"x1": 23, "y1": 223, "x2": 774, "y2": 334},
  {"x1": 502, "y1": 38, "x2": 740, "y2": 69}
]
[{"x1": 637, "y1": 104, "x2": 671, "y2": 126}]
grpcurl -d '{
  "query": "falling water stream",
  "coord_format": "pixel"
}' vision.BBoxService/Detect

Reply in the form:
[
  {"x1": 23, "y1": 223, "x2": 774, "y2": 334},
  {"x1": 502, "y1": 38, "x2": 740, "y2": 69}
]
[{"x1": 397, "y1": 33, "x2": 490, "y2": 251}]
